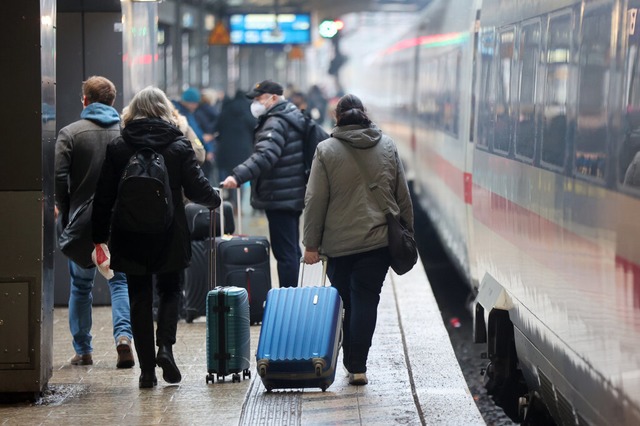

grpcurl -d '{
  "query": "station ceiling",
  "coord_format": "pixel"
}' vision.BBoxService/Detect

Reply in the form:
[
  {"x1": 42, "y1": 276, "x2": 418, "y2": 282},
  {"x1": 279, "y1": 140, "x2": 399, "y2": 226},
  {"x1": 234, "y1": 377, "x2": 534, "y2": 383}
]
[{"x1": 209, "y1": 0, "x2": 417, "y2": 18}]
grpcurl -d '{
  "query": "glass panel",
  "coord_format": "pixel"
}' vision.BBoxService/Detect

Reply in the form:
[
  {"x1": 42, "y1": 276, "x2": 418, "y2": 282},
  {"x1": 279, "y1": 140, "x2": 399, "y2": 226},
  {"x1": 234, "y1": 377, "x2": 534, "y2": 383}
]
[
  {"x1": 494, "y1": 29, "x2": 514, "y2": 152},
  {"x1": 621, "y1": 6, "x2": 640, "y2": 187},
  {"x1": 516, "y1": 22, "x2": 540, "y2": 159},
  {"x1": 574, "y1": 9, "x2": 611, "y2": 179},
  {"x1": 542, "y1": 14, "x2": 572, "y2": 167},
  {"x1": 477, "y1": 28, "x2": 495, "y2": 147}
]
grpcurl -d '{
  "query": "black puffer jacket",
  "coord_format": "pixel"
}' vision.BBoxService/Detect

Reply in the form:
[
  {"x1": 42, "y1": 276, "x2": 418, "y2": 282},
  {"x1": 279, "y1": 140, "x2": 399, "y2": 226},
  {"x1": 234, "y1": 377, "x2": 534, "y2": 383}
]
[
  {"x1": 231, "y1": 100, "x2": 306, "y2": 211},
  {"x1": 92, "y1": 118, "x2": 220, "y2": 275}
]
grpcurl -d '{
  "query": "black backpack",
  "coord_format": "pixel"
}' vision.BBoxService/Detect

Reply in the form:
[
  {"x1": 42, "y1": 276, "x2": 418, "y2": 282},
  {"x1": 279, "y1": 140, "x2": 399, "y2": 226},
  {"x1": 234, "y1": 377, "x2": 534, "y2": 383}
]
[
  {"x1": 114, "y1": 147, "x2": 174, "y2": 234},
  {"x1": 275, "y1": 110, "x2": 330, "y2": 181}
]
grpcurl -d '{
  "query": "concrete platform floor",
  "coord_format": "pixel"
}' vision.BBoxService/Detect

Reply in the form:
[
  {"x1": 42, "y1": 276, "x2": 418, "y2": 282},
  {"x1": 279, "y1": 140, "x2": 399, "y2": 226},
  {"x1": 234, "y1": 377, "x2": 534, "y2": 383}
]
[{"x1": 0, "y1": 211, "x2": 484, "y2": 425}]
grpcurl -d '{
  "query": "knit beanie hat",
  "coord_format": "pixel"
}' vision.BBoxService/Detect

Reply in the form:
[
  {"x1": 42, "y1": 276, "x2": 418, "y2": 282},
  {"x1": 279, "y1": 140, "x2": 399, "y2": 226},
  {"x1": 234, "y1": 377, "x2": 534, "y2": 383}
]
[{"x1": 182, "y1": 87, "x2": 201, "y2": 103}]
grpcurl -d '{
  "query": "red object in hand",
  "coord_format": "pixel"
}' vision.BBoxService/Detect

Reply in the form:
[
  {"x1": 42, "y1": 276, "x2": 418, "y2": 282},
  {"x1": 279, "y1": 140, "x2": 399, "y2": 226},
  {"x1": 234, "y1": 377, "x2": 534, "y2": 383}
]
[{"x1": 94, "y1": 243, "x2": 109, "y2": 265}]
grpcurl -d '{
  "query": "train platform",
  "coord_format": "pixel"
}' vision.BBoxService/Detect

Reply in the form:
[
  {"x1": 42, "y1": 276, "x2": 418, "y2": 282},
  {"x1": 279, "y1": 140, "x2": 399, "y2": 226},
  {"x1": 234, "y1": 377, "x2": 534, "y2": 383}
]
[{"x1": 0, "y1": 212, "x2": 484, "y2": 426}]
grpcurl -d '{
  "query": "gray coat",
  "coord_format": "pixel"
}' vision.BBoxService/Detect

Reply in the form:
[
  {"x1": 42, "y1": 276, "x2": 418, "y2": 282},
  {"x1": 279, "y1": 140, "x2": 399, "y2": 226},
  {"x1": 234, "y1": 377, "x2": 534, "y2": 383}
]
[
  {"x1": 54, "y1": 103, "x2": 121, "y2": 225},
  {"x1": 303, "y1": 124, "x2": 413, "y2": 258}
]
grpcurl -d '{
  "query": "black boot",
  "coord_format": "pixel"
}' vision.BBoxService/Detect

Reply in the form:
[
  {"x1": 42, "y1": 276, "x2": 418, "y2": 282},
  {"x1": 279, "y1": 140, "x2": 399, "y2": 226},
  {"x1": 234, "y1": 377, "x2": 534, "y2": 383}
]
[
  {"x1": 156, "y1": 345, "x2": 181, "y2": 384},
  {"x1": 139, "y1": 370, "x2": 157, "y2": 388}
]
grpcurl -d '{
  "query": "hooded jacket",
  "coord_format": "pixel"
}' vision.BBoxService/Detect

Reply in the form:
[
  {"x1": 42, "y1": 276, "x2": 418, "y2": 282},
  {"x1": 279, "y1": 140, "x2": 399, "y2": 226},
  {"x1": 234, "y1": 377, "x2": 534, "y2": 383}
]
[
  {"x1": 303, "y1": 124, "x2": 414, "y2": 258},
  {"x1": 92, "y1": 118, "x2": 220, "y2": 275},
  {"x1": 54, "y1": 102, "x2": 121, "y2": 225},
  {"x1": 231, "y1": 100, "x2": 307, "y2": 211}
]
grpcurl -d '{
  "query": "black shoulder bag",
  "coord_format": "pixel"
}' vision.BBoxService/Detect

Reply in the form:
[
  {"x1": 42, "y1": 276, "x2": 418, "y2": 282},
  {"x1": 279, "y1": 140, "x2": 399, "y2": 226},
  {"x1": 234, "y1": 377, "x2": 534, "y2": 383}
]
[{"x1": 343, "y1": 143, "x2": 418, "y2": 275}]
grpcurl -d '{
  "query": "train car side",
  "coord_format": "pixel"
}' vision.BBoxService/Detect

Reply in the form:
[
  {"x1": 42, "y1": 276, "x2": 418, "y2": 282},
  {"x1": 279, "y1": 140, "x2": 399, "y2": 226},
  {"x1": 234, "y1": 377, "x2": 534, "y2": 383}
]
[{"x1": 351, "y1": 0, "x2": 640, "y2": 424}]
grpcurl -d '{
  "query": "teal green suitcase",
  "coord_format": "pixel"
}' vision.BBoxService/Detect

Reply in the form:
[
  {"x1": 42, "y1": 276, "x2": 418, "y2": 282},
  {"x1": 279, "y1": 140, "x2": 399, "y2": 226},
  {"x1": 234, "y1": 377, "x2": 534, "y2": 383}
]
[{"x1": 205, "y1": 286, "x2": 251, "y2": 383}]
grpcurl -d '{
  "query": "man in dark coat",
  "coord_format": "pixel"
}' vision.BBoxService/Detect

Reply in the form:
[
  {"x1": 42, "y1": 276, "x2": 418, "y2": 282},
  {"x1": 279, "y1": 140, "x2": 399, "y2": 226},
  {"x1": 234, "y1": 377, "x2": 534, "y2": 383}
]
[
  {"x1": 54, "y1": 75, "x2": 134, "y2": 369},
  {"x1": 221, "y1": 80, "x2": 307, "y2": 288},
  {"x1": 92, "y1": 87, "x2": 220, "y2": 389}
]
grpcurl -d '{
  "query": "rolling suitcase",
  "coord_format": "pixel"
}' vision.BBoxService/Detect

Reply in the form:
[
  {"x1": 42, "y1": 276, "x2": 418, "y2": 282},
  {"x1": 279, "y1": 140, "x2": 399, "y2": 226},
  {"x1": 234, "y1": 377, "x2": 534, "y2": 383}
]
[
  {"x1": 205, "y1": 286, "x2": 251, "y2": 383},
  {"x1": 185, "y1": 201, "x2": 234, "y2": 240},
  {"x1": 215, "y1": 188, "x2": 271, "y2": 325},
  {"x1": 256, "y1": 257, "x2": 343, "y2": 392},
  {"x1": 205, "y1": 204, "x2": 251, "y2": 384},
  {"x1": 182, "y1": 201, "x2": 235, "y2": 322}
]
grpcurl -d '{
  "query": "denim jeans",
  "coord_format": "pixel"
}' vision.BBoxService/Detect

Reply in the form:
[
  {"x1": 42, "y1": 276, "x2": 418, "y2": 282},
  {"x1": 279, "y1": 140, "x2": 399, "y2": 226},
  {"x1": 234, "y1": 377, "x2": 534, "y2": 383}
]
[
  {"x1": 327, "y1": 247, "x2": 391, "y2": 374},
  {"x1": 265, "y1": 209, "x2": 302, "y2": 288},
  {"x1": 68, "y1": 260, "x2": 132, "y2": 355}
]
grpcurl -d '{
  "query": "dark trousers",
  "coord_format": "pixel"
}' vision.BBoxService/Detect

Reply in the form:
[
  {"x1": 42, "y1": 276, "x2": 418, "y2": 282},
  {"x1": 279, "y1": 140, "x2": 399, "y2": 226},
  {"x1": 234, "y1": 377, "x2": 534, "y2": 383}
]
[
  {"x1": 127, "y1": 271, "x2": 182, "y2": 373},
  {"x1": 328, "y1": 247, "x2": 391, "y2": 374},
  {"x1": 265, "y1": 209, "x2": 302, "y2": 288}
]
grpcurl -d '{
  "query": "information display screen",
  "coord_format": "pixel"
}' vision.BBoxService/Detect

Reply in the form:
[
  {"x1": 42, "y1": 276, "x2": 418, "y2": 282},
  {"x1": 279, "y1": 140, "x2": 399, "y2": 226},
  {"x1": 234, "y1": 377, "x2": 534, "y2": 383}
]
[{"x1": 229, "y1": 13, "x2": 311, "y2": 45}]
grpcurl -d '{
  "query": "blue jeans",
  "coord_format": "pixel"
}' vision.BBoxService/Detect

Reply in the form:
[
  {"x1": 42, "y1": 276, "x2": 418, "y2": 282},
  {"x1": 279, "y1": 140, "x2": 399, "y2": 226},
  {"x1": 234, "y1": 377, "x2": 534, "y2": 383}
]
[
  {"x1": 265, "y1": 209, "x2": 302, "y2": 288},
  {"x1": 328, "y1": 247, "x2": 391, "y2": 374},
  {"x1": 68, "y1": 261, "x2": 132, "y2": 355}
]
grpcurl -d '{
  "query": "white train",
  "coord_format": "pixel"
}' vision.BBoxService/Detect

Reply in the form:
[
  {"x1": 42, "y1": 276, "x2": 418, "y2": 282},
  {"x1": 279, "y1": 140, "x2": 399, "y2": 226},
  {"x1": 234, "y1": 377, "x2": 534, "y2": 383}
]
[{"x1": 342, "y1": 0, "x2": 640, "y2": 424}]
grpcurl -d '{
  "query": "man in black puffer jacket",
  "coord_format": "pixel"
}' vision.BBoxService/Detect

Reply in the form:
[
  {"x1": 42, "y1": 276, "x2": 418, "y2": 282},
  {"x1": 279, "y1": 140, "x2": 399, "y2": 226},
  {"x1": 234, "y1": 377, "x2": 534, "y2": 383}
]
[{"x1": 221, "y1": 80, "x2": 306, "y2": 288}]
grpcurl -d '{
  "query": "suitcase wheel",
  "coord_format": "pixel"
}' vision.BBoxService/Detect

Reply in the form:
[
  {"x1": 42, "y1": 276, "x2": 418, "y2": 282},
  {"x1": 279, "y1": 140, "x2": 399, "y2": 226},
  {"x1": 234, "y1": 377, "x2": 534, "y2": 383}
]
[
  {"x1": 321, "y1": 384, "x2": 327, "y2": 392},
  {"x1": 243, "y1": 369, "x2": 251, "y2": 379},
  {"x1": 258, "y1": 363, "x2": 267, "y2": 377},
  {"x1": 232, "y1": 373, "x2": 240, "y2": 383},
  {"x1": 206, "y1": 373, "x2": 214, "y2": 384}
]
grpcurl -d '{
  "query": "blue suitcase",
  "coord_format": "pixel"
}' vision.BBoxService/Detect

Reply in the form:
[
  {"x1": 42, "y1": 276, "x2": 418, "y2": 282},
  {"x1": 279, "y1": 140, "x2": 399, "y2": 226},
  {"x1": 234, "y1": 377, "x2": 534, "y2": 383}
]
[{"x1": 256, "y1": 259, "x2": 342, "y2": 392}]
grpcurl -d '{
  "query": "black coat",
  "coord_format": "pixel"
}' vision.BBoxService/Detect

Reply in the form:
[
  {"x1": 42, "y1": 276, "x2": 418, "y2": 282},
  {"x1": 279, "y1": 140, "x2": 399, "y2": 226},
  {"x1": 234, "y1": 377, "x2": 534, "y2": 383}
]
[
  {"x1": 214, "y1": 91, "x2": 256, "y2": 171},
  {"x1": 231, "y1": 100, "x2": 307, "y2": 211},
  {"x1": 92, "y1": 118, "x2": 220, "y2": 275}
]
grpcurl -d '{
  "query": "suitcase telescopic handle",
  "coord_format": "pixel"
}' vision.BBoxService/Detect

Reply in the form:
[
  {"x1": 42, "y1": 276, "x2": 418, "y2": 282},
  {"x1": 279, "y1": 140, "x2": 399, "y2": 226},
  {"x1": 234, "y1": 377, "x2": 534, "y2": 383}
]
[
  {"x1": 218, "y1": 185, "x2": 242, "y2": 236},
  {"x1": 208, "y1": 205, "x2": 216, "y2": 290},
  {"x1": 298, "y1": 255, "x2": 328, "y2": 287}
]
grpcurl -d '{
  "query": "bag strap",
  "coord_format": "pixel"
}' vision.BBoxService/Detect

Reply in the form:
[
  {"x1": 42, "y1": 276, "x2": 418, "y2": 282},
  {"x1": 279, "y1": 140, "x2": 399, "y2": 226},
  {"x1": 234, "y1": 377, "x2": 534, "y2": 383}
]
[{"x1": 341, "y1": 142, "x2": 391, "y2": 215}]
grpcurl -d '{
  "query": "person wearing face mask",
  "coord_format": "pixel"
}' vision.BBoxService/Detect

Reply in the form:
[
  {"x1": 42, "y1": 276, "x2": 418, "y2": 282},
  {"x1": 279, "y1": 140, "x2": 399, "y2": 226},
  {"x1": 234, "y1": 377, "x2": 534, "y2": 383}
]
[{"x1": 221, "y1": 80, "x2": 307, "y2": 288}]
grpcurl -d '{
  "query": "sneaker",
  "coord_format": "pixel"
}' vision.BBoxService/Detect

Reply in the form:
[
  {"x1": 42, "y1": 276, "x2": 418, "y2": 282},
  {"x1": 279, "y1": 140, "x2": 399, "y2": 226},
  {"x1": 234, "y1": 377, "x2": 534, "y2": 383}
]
[
  {"x1": 116, "y1": 336, "x2": 135, "y2": 369},
  {"x1": 348, "y1": 372, "x2": 368, "y2": 386},
  {"x1": 70, "y1": 353, "x2": 93, "y2": 366}
]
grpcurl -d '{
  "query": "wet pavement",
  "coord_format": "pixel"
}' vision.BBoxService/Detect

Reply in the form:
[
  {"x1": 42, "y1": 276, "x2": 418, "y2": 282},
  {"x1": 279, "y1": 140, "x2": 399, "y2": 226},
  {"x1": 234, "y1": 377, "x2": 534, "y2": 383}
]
[{"x1": 0, "y1": 212, "x2": 484, "y2": 425}]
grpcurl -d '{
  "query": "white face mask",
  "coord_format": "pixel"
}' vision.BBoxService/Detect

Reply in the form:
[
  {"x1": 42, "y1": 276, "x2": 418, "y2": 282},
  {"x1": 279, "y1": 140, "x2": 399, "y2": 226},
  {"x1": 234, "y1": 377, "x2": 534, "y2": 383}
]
[{"x1": 250, "y1": 100, "x2": 267, "y2": 118}]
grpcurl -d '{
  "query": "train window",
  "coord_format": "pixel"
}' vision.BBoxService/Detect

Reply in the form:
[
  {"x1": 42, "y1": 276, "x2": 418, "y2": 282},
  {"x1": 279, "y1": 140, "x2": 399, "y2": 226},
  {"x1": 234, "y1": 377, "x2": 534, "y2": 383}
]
[
  {"x1": 477, "y1": 27, "x2": 496, "y2": 148},
  {"x1": 541, "y1": 13, "x2": 572, "y2": 168},
  {"x1": 494, "y1": 29, "x2": 514, "y2": 154},
  {"x1": 574, "y1": 8, "x2": 611, "y2": 180},
  {"x1": 515, "y1": 22, "x2": 541, "y2": 160},
  {"x1": 621, "y1": 6, "x2": 640, "y2": 188}
]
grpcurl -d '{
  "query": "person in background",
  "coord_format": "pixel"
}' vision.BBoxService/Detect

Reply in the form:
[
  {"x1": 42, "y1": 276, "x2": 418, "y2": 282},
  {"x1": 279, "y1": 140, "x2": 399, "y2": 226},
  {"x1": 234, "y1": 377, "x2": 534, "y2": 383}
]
[
  {"x1": 302, "y1": 94, "x2": 414, "y2": 386},
  {"x1": 220, "y1": 80, "x2": 306, "y2": 288},
  {"x1": 92, "y1": 86, "x2": 220, "y2": 388},
  {"x1": 196, "y1": 88, "x2": 221, "y2": 138},
  {"x1": 171, "y1": 106, "x2": 206, "y2": 165},
  {"x1": 307, "y1": 84, "x2": 329, "y2": 126},
  {"x1": 173, "y1": 87, "x2": 215, "y2": 178},
  {"x1": 54, "y1": 76, "x2": 134, "y2": 369},
  {"x1": 214, "y1": 89, "x2": 257, "y2": 184},
  {"x1": 289, "y1": 91, "x2": 308, "y2": 112}
]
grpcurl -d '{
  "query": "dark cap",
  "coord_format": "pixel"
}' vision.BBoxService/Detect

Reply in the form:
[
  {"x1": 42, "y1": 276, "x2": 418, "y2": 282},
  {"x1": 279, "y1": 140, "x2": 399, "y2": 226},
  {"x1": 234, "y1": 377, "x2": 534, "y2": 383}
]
[{"x1": 246, "y1": 80, "x2": 284, "y2": 98}]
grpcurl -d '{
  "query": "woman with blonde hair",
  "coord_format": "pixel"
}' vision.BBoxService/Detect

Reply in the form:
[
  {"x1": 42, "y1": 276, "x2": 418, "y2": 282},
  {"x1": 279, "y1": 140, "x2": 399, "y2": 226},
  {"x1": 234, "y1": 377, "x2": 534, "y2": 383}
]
[{"x1": 92, "y1": 86, "x2": 220, "y2": 388}]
